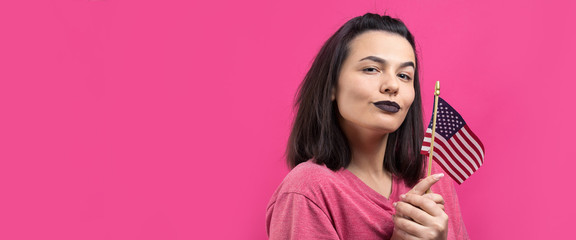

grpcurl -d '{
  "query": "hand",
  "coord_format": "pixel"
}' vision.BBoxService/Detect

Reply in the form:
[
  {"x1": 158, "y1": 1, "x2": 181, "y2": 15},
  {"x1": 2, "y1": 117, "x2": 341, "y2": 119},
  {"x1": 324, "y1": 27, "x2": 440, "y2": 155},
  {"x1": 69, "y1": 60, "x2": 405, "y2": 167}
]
[{"x1": 391, "y1": 173, "x2": 448, "y2": 240}]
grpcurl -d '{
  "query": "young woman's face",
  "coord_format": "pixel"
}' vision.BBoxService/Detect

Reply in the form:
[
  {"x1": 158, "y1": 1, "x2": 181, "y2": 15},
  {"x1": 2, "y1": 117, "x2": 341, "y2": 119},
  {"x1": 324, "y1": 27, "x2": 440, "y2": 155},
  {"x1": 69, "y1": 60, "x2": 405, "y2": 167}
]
[{"x1": 333, "y1": 30, "x2": 416, "y2": 135}]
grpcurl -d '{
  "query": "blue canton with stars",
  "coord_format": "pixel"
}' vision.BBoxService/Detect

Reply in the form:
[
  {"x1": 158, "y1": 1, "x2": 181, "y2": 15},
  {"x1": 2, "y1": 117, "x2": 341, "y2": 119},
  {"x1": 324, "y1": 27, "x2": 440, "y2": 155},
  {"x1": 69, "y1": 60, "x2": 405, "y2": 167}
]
[{"x1": 427, "y1": 97, "x2": 467, "y2": 140}]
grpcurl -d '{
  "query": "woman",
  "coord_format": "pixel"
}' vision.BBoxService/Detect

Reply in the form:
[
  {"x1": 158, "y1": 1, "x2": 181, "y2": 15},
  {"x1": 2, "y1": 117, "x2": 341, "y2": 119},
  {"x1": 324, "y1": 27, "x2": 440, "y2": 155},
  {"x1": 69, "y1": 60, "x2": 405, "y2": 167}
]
[{"x1": 266, "y1": 13, "x2": 468, "y2": 240}]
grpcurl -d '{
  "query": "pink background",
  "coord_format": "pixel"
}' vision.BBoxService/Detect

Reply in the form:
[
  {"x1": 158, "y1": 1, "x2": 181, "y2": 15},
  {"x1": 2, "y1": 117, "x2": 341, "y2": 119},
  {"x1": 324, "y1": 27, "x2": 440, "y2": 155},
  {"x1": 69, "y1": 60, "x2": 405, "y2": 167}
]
[{"x1": 0, "y1": 0, "x2": 574, "y2": 239}]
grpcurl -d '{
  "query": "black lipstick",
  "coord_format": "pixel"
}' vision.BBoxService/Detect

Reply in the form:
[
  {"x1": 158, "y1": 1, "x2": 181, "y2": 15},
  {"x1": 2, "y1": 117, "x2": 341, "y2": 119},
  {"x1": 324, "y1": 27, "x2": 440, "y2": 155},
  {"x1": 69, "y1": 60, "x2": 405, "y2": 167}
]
[{"x1": 373, "y1": 101, "x2": 400, "y2": 113}]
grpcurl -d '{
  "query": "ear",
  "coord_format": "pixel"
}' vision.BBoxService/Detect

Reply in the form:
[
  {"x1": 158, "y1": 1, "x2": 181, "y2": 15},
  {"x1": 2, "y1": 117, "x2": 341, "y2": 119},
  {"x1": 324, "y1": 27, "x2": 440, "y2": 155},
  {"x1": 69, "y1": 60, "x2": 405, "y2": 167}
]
[{"x1": 331, "y1": 87, "x2": 336, "y2": 101}]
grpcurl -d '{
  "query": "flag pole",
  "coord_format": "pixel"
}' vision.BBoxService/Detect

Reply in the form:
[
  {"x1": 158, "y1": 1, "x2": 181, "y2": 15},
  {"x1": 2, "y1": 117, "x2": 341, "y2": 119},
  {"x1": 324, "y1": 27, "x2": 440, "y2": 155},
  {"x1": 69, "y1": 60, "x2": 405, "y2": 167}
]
[
  {"x1": 427, "y1": 81, "x2": 440, "y2": 177},
  {"x1": 425, "y1": 81, "x2": 440, "y2": 194}
]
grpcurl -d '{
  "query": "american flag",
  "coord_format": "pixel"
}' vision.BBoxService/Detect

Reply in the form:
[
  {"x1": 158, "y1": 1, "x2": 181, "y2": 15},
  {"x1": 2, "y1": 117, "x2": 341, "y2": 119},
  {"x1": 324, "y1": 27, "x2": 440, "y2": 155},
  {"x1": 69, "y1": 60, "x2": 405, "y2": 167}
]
[{"x1": 421, "y1": 97, "x2": 485, "y2": 184}]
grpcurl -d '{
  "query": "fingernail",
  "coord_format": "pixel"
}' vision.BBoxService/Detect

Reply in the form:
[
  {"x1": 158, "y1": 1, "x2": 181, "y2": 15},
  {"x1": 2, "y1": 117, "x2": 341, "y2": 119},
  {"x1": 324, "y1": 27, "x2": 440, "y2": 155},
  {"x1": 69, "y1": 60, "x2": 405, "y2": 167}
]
[
  {"x1": 400, "y1": 194, "x2": 406, "y2": 199},
  {"x1": 393, "y1": 202, "x2": 397, "y2": 207},
  {"x1": 433, "y1": 173, "x2": 444, "y2": 180}
]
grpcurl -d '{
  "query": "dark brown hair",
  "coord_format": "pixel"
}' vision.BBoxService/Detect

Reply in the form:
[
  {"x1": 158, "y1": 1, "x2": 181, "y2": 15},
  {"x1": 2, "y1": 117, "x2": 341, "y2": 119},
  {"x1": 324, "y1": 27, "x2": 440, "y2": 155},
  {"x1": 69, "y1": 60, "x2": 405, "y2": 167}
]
[{"x1": 286, "y1": 13, "x2": 424, "y2": 186}]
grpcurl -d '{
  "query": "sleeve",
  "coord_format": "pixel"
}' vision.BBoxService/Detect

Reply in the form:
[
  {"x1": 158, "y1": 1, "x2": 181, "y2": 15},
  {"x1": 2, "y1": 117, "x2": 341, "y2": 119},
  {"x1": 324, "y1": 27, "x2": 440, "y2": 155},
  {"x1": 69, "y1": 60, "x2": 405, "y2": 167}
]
[
  {"x1": 430, "y1": 162, "x2": 470, "y2": 240},
  {"x1": 266, "y1": 192, "x2": 340, "y2": 240}
]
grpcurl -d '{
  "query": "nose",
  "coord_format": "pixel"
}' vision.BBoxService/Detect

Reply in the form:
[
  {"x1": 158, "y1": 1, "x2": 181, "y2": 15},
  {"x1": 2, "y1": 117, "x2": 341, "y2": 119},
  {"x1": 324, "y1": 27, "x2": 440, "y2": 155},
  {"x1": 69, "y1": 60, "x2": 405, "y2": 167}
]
[{"x1": 380, "y1": 72, "x2": 399, "y2": 95}]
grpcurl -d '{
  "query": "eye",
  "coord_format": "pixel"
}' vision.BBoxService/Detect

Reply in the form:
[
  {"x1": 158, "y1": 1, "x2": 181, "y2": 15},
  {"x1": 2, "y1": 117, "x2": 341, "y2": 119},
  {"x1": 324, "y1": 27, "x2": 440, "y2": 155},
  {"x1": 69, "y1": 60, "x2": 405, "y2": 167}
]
[
  {"x1": 362, "y1": 67, "x2": 380, "y2": 74},
  {"x1": 398, "y1": 73, "x2": 412, "y2": 80}
]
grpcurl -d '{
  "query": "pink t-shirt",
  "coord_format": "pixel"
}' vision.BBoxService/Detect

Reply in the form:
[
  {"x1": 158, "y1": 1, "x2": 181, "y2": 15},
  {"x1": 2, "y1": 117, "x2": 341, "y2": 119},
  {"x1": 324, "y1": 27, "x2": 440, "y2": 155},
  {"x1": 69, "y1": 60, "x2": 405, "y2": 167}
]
[{"x1": 266, "y1": 159, "x2": 469, "y2": 240}]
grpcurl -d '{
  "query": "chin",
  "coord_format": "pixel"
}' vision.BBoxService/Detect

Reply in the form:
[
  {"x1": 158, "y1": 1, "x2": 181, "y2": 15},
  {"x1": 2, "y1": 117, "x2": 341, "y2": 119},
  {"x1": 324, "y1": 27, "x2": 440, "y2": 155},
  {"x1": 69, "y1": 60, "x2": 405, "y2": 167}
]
[{"x1": 370, "y1": 125, "x2": 400, "y2": 135}]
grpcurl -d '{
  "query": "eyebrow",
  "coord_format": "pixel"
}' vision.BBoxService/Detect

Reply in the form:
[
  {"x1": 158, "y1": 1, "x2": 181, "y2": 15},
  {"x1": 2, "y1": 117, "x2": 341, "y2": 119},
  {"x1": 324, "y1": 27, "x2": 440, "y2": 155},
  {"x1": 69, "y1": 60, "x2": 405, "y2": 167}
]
[{"x1": 359, "y1": 56, "x2": 415, "y2": 69}]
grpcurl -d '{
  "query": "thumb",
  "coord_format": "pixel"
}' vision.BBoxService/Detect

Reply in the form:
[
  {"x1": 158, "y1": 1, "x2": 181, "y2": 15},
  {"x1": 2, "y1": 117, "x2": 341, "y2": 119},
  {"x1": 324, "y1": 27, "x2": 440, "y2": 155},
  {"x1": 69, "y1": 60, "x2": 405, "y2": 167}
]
[{"x1": 408, "y1": 173, "x2": 444, "y2": 195}]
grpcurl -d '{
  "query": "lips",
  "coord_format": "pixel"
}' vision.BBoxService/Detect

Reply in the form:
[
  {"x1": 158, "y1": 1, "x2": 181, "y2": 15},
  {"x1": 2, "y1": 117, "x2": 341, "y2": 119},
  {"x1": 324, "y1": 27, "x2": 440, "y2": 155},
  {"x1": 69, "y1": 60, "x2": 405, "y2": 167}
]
[{"x1": 373, "y1": 101, "x2": 400, "y2": 113}]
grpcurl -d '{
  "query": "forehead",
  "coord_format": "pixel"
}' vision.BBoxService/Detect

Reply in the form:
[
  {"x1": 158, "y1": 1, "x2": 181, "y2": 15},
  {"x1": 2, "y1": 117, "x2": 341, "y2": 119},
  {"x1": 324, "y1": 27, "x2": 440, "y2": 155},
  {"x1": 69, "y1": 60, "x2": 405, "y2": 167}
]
[{"x1": 347, "y1": 30, "x2": 415, "y2": 65}]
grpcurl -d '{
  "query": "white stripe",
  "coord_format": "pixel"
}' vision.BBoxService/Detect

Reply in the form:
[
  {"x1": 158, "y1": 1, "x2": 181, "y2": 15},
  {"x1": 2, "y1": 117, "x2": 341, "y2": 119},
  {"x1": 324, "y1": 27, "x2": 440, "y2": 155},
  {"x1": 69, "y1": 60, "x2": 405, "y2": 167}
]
[
  {"x1": 433, "y1": 145, "x2": 470, "y2": 181},
  {"x1": 433, "y1": 136, "x2": 472, "y2": 178},
  {"x1": 454, "y1": 132, "x2": 482, "y2": 168},
  {"x1": 423, "y1": 137, "x2": 431, "y2": 142},
  {"x1": 450, "y1": 134, "x2": 479, "y2": 170},
  {"x1": 436, "y1": 135, "x2": 475, "y2": 174},
  {"x1": 426, "y1": 128, "x2": 432, "y2": 133},
  {"x1": 421, "y1": 146, "x2": 430, "y2": 152},
  {"x1": 461, "y1": 127, "x2": 485, "y2": 159},
  {"x1": 433, "y1": 151, "x2": 464, "y2": 184}
]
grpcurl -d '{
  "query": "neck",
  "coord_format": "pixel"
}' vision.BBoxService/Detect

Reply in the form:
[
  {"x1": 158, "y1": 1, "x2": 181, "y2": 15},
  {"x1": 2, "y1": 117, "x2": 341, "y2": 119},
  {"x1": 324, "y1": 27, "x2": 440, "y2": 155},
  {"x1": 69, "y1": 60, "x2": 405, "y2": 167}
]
[{"x1": 340, "y1": 119, "x2": 389, "y2": 178}]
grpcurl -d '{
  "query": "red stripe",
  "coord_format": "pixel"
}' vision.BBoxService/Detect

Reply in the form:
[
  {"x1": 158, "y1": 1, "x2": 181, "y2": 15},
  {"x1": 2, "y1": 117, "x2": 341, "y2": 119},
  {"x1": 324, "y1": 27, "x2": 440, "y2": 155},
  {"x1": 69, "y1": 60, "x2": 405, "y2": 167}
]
[
  {"x1": 433, "y1": 157, "x2": 464, "y2": 185},
  {"x1": 456, "y1": 132, "x2": 483, "y2": 168},
  {"x1": 433, "y1": 142, "x2": 469, "y2": 181},
  {"x1": 464, "y1": 125, "x2": 485, "y2": 155},
  {"x1": 420, "y1": 130, "x2": 433, "y2": 154},
  {"x1": 421, "y1": 138, "x2": 431, "y2": 147},
  {"x1": 452, "y1": 132, "x2": 481, "y2": 169},
  {"x1": 443, "y1": 135, "x2": 480, "y2": 173},
  {"x1": 424, "y1": 131, "x2": 432, "y2": 139},
  {"x1": 436, "y1": 139, "x2": 474, "y2": 176},
  {"x1": 460, "y1": 126, "x2": 484, "y2": 164},
  {"x1": 460, "y1": 134, "x2": 483, "y2": 166}
]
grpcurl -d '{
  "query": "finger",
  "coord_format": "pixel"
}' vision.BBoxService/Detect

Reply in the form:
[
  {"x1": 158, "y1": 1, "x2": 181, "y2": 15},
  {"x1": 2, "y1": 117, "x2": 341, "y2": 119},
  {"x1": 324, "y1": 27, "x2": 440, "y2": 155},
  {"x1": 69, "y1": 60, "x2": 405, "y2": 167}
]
[
  {"x1": 401, "y1": 193, "x2": 445, "y2": 217},
  {"x1": 396, "y1": 198, "x2": 449, "y2": 239},
  {"x1": 393, "y1": 215, "x2": 426, "y2": 239},
  {"x1": 422, "y1": 193, "x2": 446, "y2": 212},
  {"x1": 438, "y1": 204, "x2": 445, "y2": 212},
  {"x1": 423, "y1": 193, "x2": 445, "y2": 205},
  {"x1": 407, "y1": 173, "x2": 444, "y2": 195},
  {"x1": 393, "y1": 228, "x2": 417, "y2": 240},
  {"x1": 394, "y1": 200, "x2": 435, "y2": 226}
]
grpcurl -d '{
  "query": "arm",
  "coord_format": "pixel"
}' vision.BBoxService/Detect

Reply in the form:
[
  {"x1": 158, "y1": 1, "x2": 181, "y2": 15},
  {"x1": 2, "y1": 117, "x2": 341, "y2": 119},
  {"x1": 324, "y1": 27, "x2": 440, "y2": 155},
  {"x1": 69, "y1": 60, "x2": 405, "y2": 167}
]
[{"x1": 266, "y1": 192, "x2": 340, "y2": 240}]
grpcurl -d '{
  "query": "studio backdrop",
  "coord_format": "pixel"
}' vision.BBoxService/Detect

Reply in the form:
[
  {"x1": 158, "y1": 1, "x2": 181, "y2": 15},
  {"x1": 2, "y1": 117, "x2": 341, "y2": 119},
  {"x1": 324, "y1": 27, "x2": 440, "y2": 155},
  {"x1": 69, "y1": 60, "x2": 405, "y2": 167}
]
[{"x1": 0, "y1": 0, "x2": 575, "y2": 239}]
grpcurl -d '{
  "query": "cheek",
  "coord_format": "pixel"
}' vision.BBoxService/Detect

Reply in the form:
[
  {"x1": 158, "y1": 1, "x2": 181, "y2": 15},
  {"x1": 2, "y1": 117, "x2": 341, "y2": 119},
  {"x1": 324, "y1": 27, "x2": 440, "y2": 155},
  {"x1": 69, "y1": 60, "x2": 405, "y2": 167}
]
[
  {"x1": 407, "y1": 90, "x2": 415, "y2": 107},
  {"x1": 403, "y1": 82, "x2": 416, "y2": 106},
  {"x1": 402, "y1": 89, "x2": 416, "y2": 116},
  {"x1": 337, "y1": 80, "x2": 373, "y2": 108},
  {"x1": 335, "y1": 82, "x2": 372, "y2": 120}
]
